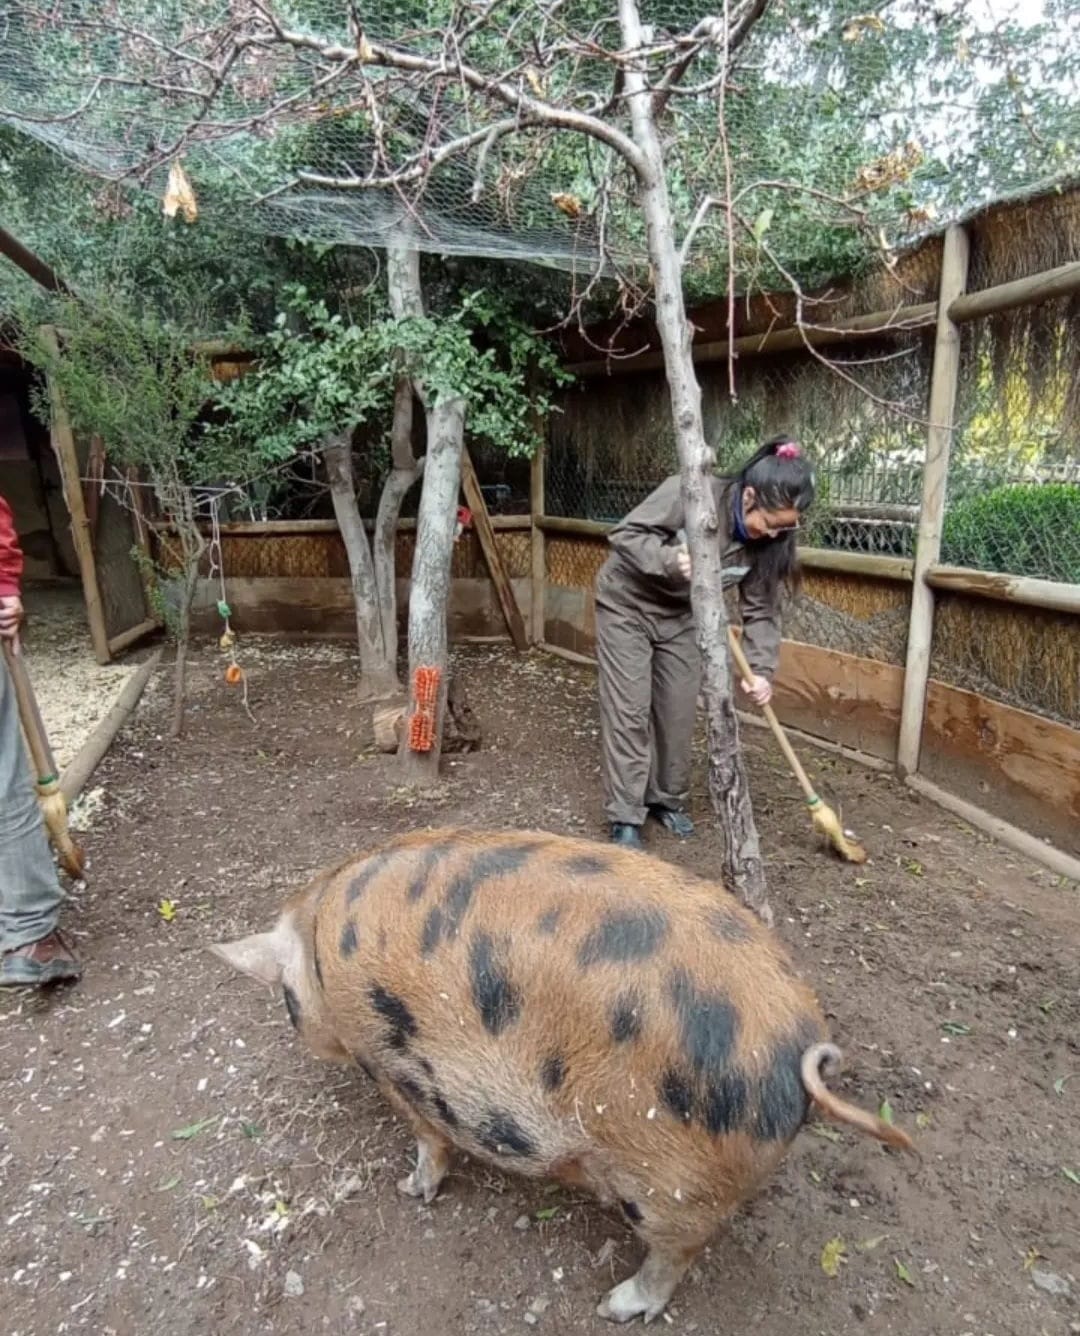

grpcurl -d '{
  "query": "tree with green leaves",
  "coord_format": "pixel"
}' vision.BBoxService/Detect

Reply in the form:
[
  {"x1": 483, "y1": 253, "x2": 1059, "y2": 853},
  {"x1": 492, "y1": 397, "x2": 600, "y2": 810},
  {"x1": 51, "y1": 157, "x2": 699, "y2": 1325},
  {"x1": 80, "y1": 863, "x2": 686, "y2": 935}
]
[{"x1": 14, "y1": 297, "x2": 253, "y2": 737}]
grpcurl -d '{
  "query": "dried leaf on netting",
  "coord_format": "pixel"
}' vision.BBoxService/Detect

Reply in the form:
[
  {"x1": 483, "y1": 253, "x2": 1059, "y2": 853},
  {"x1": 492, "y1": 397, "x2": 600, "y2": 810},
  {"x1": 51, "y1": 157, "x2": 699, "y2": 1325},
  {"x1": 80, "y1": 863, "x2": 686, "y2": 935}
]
[{"x1": 163, "y1": 161, "x2": 198, "y2": 224}]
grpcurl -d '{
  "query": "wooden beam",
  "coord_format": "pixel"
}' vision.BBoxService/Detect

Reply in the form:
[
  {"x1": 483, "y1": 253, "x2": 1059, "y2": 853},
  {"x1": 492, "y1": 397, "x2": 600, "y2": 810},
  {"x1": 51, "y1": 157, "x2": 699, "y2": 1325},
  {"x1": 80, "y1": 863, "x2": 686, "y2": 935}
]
[
  {"x1": 60, "y1": 649, "x2": 162, "y2": 804},
  {"x1": 567, "y1": 301, "x2": 937, "y2": 378},
  {"x1": 897, "y1": 225, "x2": 970, "y2": 778},
  {"x1": 536, "y1": 515, "x2": 613, "y2": 537},
  {"x1": 949, "y1": 259, "x2": 1080, "y2": 324},
  {"x1": 0, "y1": 225, "x2": 77, "y2": 297},
  {"x1": 797, "y1": 549, "x2": 913, "y2": 581},
  {"x1": 906, "y1": 774, "x2": 1080, "y2": 884},
  {"x1": 203, "y1": 515, "x2": 532, "y2": 537},
  {"x1": 38, "y1": 326, "x2": 111, "y2": 665},
  {"x1": 925, "y1": 565, "x2": 1080, "y2": 615},
  {"x1": 459, "y1": 447, "x2": 529, "y2": 652},
  {"x1": 530, "y1": 444, "x2": 546, "y2": 645},
  {"x1": 84, "y1": 435, "x2": 105, "y2": 537},
  {"x1": 107, "y1": 618, "x2": 159, "y2": 657}
]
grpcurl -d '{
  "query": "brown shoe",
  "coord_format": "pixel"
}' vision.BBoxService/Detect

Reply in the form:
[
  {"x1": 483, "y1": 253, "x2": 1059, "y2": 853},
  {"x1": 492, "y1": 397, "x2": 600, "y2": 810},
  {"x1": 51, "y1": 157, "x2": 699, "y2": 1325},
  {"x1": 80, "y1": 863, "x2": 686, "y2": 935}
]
[{"x1": 0, "y1": 930, "x2": 82, "y2": 987}]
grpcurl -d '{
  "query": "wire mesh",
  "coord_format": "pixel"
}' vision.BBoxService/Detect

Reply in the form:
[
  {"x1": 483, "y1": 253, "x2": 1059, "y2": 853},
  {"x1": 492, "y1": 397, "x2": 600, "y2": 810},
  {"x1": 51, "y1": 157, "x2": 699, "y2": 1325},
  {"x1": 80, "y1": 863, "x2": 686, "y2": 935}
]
[{"x1": 0, "y1": 1, "x2": 1076, "y2": 290}]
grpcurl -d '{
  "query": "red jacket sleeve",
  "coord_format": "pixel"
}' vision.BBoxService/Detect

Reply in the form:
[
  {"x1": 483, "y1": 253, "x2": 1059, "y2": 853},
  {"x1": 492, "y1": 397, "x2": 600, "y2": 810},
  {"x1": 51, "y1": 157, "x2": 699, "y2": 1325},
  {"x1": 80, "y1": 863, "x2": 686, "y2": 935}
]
[{"x1": 0, "y1": 494, "x2": 24, "y2": 599}]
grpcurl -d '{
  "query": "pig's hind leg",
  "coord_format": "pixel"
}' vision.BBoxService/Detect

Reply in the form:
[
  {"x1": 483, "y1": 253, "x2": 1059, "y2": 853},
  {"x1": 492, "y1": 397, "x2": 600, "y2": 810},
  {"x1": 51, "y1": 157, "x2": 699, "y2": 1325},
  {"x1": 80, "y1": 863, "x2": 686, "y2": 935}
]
[{"x1": 597, "y1": 1211, "x2": 714, "y2": 1324}]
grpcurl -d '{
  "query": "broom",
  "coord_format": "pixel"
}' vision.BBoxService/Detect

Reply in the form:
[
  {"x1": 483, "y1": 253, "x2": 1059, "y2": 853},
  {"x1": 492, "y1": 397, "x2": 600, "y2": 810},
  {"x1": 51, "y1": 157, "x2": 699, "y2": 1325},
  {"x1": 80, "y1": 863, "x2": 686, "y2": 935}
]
[
  {"x1": 675, "y1": 530, "x2": 866, "y2": 864},
  {"x1": 1, "y1": 636, "x2": 86, "y2": 879},
  {"x1": 725, "y1": 623, "x2": 867, "y2": 863}
]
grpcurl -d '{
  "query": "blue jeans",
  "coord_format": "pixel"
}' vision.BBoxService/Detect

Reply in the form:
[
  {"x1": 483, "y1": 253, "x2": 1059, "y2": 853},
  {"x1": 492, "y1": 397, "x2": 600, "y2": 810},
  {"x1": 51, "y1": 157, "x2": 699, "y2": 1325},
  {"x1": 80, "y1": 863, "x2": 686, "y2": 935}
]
[{"x1": 0, "y1": 653, "x2": 63, "y2": 950}]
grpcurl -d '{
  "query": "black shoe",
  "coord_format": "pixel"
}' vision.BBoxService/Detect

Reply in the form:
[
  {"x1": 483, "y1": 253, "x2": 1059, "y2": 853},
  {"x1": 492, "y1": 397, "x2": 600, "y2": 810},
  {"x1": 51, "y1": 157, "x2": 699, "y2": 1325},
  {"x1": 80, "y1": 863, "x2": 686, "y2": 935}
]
[
  {"x1": 648, "y1": 806, "x2": 695, "y2": 838},
  {"x1": 609, "y1": 823, "x2": 644, "y2": 850}
]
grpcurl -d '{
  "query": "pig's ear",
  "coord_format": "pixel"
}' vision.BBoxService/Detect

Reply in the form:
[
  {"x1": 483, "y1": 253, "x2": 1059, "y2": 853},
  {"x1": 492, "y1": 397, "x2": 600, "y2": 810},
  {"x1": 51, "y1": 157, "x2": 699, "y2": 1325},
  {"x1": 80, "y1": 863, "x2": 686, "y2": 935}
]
[{"x1": 210, "y1": 930, "x2": 285, "y2": 988}]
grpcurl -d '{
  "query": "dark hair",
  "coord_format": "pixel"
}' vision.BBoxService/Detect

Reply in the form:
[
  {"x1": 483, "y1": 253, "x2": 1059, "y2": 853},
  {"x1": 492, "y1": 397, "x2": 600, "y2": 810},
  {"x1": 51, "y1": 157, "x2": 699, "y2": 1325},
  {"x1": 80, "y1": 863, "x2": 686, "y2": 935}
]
[{"x1": 735, "y1": 434, "x2": 815, "y2": 595}]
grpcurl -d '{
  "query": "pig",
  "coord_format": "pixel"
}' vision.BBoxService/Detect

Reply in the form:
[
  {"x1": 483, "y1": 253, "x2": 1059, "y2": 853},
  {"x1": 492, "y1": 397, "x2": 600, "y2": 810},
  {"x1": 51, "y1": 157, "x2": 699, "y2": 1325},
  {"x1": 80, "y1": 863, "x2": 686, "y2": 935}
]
[{"x1": 212, "y1": 827, "x2": 913, "y2": 1323}]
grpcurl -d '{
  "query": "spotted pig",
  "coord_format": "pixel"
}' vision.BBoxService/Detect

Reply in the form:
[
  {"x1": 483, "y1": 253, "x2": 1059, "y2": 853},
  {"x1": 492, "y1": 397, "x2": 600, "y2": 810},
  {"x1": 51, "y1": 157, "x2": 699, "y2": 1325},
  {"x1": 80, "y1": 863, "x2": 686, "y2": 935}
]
[{"x1": 213, "y1": 828, "x2": 913, "y2": 1323}]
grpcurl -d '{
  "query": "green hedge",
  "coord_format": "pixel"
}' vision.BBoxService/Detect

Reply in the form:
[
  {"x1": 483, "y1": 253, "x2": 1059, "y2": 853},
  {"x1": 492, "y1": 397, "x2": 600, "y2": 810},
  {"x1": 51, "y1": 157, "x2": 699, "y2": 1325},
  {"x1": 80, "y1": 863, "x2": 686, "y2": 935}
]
[{"x1": 940, "y1": 483, "x2": 1080, "y2": 583}]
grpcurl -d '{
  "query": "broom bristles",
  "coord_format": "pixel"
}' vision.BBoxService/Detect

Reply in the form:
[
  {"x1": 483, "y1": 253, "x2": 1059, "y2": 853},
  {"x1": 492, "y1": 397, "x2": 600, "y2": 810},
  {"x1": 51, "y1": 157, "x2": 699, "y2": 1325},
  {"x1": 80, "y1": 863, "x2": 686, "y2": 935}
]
[{"x1": 808, "y1": 797, "x2": 868, "y2": 864}]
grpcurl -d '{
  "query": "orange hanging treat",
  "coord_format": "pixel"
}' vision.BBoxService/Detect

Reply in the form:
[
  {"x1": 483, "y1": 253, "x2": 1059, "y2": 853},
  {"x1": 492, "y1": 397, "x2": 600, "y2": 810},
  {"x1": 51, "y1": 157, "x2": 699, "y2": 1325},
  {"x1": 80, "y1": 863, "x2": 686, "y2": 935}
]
[
  {"x1": 225, "y1": 663, "x2": 244, "y2": 685},
  {"x1": 408, "y1": 665, "x2": 442, "y2": 752}
]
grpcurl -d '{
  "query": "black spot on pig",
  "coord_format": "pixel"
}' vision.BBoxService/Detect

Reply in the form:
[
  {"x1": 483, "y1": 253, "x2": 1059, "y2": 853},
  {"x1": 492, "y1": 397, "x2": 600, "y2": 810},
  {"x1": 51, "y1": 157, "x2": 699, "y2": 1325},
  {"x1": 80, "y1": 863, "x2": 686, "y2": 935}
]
[
  {"x1": 469, "y1": 931, "x2": 522, "y2": 1037},
  {"x1": 706, "y1": 907, "x2": 753, "y2": 944},
  {"x1": 564, "y1": 853, "x2": 612, "y2": 877},
  {"x1": 313, "y1": 926, "x2": 325, "y2": 988},
  {"x1": 536, "y1": 907, "x2": 561, "y2": 937},
  {"x1": 667, "y1": 968, "x2": 740, "y2": 1076},
  {"x1": 282, "y1": 985, "x2": 302, "y2": 1030},
  {"x1": 407, "y1": 842, "x2": 452, "y2": 903},
  {"x1": 346, "y1": 849, "x2": 396, "y2": 906},
  {"x1": 339, "y1": 920, "x2": 358, "y2": 959},
  {"x1": 477, "y1": 1111, "x2": 537, "y2": 1158},
  {"x1": 754, "y1": 1021, "x2": 820, "y2": 1142},
  {"x1": 610, "y1": 991, "x2": 644, "y2": 1043},
  {"x1": 540, "y1": 1053, "x2": 566, "y2": 1091},
  {"x1": 370, "y1": 985, "x2": 418, "y2": 1051},
  {"x1": 432, "y1": 1092, "x2": 459, "y2": 1128},
  {"x1": 355, "y1": 1056, "x2": 377, "y2": 1082},
  {"x1": 418, "y1": 1056, "x2": 435, "y2": 1078},
  {"x1": 420, "y1": 905, "x2": 444, "y2": 957},
  {"x1": 440, "y1": 843, "x2": 538, "y2": 945},
  {"x1": 393, "y1": 1075, "x2": 427, "y2": 1106},
  {"x1": 660, "y1": 1069, "x2": 693, "y2": 1121},
  {"x1": 578, "y1": 907, "x2": 670, "y2": 967},
  {"x1": 703, "y1": 1070, "x2": 751, "y2": 1135},
  {"x1": 620, "y1": 1199, "x2": 643, "y2": 1224}
]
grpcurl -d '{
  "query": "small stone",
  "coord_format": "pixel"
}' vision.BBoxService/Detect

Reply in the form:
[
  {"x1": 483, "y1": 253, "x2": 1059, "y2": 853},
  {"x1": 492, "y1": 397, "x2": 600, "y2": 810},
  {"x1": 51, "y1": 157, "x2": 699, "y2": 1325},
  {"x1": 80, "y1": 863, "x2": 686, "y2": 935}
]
[
  {"x1": 284, "y1": 1270, "x2": 305, "y2": 1298},
  {"x1": 514, "y1": 1215, "x2": 530, "y2": 1231},
  {"x1": 529, "y1": 1297, "x2": 551, "y2": 1316},
  {"x1": 348, "y1": 1296, "x2": 366, "y2": 1318},
  {"x1": 524, "y1": 1316, "x2": 538, "y2": 1327},
  {"x1": 1031, "y1": 1269, "x2": 1070, "y2": 1298}
]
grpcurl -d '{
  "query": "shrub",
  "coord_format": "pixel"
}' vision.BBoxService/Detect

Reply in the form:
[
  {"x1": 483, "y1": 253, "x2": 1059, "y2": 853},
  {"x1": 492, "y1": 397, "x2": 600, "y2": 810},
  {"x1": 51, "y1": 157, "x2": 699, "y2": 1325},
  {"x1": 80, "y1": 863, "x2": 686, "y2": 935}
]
[{"x1": 940, "y1": 483, "x2": 1080, "y2": 582}]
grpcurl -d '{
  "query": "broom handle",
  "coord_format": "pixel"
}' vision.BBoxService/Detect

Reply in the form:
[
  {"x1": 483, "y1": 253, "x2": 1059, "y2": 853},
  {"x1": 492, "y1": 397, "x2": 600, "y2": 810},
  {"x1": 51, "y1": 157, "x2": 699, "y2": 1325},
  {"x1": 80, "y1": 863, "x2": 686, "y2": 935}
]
[
  {"x1": 726, "y1": 626, "x2": 818, "y2": 804},
  {"x1": 1, "y1": 637, "x2": 60, "y2": 782}
]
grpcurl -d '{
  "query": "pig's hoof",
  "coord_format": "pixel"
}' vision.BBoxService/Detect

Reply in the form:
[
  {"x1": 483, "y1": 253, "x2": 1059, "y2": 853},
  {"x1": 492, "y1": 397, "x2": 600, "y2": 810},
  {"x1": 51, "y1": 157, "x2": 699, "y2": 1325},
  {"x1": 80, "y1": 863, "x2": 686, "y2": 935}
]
[
  {"x1": 597, "y1": 1278, "x2": 665, "y2": 1324},
  {"x1": 397, "y1": 1171, "x2": 440, "y2": 1205}
]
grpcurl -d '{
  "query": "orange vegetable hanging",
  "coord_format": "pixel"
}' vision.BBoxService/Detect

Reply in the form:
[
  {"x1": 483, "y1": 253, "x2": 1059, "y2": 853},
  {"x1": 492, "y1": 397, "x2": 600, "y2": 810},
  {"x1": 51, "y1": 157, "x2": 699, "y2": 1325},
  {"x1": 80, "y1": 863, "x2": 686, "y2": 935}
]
[
  {"x1": 225, "y1": 663, "x2": 244, "y2": 685},
  {"x1": 408, "y1": 665, "x2": 441, "y2": 752}
]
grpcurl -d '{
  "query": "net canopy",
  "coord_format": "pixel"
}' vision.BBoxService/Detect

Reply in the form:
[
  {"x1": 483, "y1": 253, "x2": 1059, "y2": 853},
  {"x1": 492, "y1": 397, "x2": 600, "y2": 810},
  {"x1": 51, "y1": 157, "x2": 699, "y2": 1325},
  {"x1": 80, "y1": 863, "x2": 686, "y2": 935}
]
[{"x1": 0, "y1": 0, "x2": 1076, "y2": 295}]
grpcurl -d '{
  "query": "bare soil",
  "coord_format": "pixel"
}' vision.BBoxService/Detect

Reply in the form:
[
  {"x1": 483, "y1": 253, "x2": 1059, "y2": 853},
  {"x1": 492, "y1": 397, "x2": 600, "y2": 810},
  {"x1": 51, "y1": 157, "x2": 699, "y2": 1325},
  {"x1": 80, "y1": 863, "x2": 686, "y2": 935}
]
[{"x1": 2, "y1": 640, "x2": 1078, "y2": 1336}]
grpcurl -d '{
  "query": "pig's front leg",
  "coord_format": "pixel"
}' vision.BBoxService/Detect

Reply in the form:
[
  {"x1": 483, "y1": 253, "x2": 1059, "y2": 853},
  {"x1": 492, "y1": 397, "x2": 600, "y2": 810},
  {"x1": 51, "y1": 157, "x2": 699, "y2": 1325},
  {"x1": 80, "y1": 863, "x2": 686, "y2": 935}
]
[{"x1": 397, "y1": 1129, "x2": 453, "y2": 1205}]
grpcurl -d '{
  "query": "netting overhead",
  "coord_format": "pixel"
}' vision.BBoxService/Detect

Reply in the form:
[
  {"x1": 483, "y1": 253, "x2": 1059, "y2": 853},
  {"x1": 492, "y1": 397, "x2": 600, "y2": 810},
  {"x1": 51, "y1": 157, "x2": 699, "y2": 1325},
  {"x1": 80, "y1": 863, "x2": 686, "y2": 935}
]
[{"x1": 0, "y1": 1, "x2": 1077, "y2": 287}]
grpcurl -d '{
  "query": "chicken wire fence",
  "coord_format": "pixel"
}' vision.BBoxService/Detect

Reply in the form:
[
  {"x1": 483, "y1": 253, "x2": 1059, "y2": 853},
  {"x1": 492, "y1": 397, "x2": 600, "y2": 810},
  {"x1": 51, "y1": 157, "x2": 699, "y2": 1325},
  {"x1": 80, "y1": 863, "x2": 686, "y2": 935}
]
[
  {"x1": 546, "y1": 296, "x2": 1080, "y2": 586},
  {"x1": 0, "y1": 1, "x2": 1077, "y2": 291}
]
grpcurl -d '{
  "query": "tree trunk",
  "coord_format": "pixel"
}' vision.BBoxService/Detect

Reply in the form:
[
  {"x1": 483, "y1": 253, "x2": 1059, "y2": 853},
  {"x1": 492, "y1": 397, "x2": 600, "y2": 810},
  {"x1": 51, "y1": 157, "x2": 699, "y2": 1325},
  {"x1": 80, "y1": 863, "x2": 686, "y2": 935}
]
[
  {"x1": 324, "y1": 431, "x2": 397, "y2": 698},
  {"x1": 397, "y1": 396, "x2": 465, "y2": 786},
  {"x1": 373, "y1": 375, "x2": 424, "y2": 683},
  {"x1": 617, "y1": 0, "x2": 771, "y2": 924}
]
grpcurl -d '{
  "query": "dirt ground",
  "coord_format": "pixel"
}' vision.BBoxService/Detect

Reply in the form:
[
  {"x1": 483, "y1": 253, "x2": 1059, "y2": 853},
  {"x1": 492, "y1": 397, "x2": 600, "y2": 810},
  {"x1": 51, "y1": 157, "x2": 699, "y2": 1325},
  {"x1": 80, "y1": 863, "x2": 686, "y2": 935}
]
[{"x1": 2, "y1": 639, "x2": 1078, "y2": 1336}]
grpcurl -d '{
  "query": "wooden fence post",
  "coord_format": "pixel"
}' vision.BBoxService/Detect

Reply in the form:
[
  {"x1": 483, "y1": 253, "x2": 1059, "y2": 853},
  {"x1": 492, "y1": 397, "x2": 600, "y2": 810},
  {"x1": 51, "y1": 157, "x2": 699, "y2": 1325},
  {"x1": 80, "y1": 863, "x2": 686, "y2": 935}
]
[
  {"x1": 38, "y1": 326, "x2": 112, "y2": 666},
  {"x1": 897, "y1": 224, "x2": 970, "y2": 777},
  {"x1": 530, "y1": 438, "x2": 545, "y2": 645}
]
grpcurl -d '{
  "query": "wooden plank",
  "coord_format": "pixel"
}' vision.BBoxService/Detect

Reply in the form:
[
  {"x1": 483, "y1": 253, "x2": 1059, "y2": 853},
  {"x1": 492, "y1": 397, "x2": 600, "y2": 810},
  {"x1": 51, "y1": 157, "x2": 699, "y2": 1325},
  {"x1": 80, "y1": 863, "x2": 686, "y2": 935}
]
[
  {"x1": 567, "y1": 301, "x2": 937, "y2": 377},
  {"x1": 530, "y1": 443, "x2": 546, "y2": 645},
  {"x1": 537, "y1": 515, "x2": 613, "y2": 537},
  {"x1": 206, "y1": 516, "x2": 532, "y2": 536},
  {"x1": 949, "y1": 259, "x2": 1080, "y2": 324},
  {"x1": 0, "y1": 226, "x2": 77, "y2": 296},
  {"x1": 897, "y1": 224, "x2": 970, "y2": 777},
  {"x1": 906, "y1": 774, "x2": 1080, "y2": 883},
  {"x1": 460, "y1": 446, "x2": 529, "y2": 652},
  {"x1": 925, "y1": 564, "x2": 1080, "y2": 616},
  {"x1": 770, "y1": 640, "x2": 904, "y2": 762},
  {"x1": 921, "y1": 679, "x2": 1080, "y2": 850},
  {"x1": 107, "y1": 618, "x2": 159, "y2": 657},
  {"x1": 798, "y1": 549, "x2": 913, "y2": 581},
  {"x1": 38, "y1": 326, "x2": 111, "y2": 665}
]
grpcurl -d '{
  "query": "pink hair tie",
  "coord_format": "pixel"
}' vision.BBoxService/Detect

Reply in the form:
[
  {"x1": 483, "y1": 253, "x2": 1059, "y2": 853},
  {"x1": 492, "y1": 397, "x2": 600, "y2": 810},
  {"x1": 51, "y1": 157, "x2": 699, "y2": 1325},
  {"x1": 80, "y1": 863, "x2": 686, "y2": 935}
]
[{"x1": 775, "y1": 441, "x2": 801, "y2": 459}]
